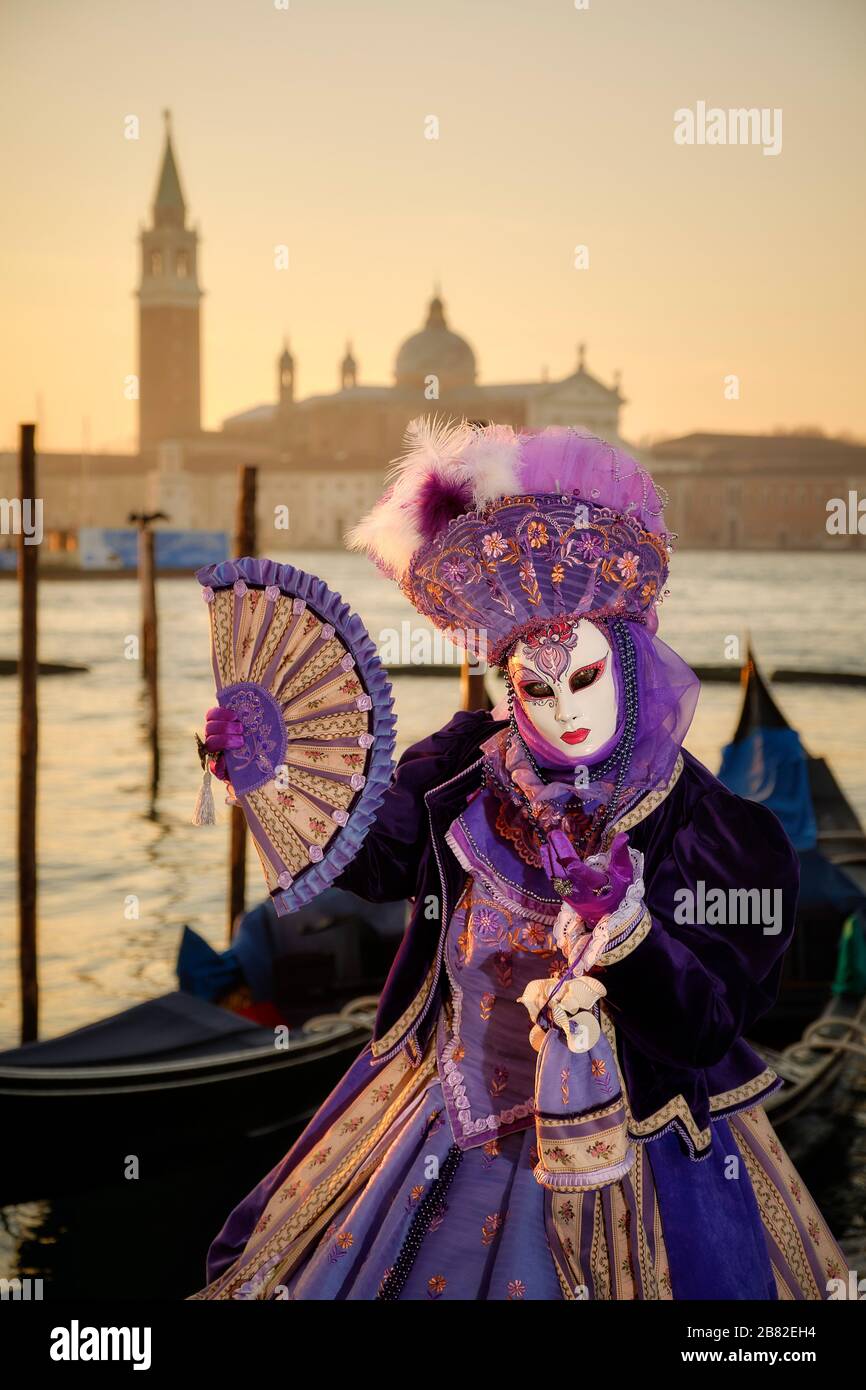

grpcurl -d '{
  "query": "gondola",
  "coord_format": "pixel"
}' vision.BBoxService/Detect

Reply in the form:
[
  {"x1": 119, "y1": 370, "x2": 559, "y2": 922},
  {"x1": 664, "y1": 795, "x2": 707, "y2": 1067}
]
[
  {"x1": 3, "y1": 657, "x2": 864, "y2": 1202},
  {"x1": 718, "y1": 648, "x2": 866, "y2": 1115},
  {"x1": 0, "y1": 891, "x2": 404, "y2": 1204}
]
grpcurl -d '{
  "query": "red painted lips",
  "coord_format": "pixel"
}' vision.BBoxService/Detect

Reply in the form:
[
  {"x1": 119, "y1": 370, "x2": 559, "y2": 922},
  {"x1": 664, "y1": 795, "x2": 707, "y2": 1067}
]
[{"x1": 560, "y1": 728, "x2": 590, "y2": 745}]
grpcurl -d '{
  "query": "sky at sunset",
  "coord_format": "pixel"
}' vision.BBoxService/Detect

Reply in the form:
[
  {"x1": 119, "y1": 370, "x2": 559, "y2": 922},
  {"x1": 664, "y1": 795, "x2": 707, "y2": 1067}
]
[{"x1": 1, "y1": 0, "x2": 864, "y2": 453}]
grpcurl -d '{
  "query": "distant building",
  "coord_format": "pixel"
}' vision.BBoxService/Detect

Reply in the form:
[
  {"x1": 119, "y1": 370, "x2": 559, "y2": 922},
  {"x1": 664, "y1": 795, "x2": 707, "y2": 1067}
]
[
  {"x1": 650, "y1": 433, "x2": 866, "y2": 550},
  {"x1": 2, "y1": 119, "x2": 863, "y2": 559},
  {"x1": 138, "y1": 118, "x2": 630, "y2": 548},
  {"x1": 138, "y1": 111, "x2": 203, "y2": 451}
]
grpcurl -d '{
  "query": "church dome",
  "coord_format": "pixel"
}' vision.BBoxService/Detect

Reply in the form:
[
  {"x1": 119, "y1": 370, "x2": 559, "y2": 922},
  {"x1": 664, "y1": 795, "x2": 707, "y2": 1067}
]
[{"x1": 394, "y1": 294, "x2": 477, "y2": 390}]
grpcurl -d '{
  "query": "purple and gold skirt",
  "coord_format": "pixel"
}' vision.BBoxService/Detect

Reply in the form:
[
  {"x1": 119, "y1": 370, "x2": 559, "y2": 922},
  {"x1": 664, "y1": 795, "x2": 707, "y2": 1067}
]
[{"x1": 190, "y1": 1027, "x2": 850, "y2": 1301}]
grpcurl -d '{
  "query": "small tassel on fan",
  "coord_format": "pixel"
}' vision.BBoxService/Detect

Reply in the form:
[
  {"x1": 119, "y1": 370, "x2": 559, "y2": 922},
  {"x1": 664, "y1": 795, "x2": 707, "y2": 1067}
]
[{"x1": 192, "y1": 764, "x2": 216, "y2": 826}]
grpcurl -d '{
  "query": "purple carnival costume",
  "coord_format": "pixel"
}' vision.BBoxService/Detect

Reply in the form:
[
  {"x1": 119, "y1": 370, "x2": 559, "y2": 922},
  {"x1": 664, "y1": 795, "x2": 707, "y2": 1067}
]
[{"x1": 191, "y1": 420, "x2": 850, "y2": 1301}]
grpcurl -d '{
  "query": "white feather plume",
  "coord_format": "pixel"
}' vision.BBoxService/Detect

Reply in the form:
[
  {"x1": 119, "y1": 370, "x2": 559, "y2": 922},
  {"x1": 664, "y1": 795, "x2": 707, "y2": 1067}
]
[
  {"x1": 387, "y1": 414, "x2": 471, "y2": 485},
  {"x1": 346, "y1": 415, "x2": 524, "y2": 577},
  {"x1": 459, "y1": 424, "x2": 521, "y2": 506}
]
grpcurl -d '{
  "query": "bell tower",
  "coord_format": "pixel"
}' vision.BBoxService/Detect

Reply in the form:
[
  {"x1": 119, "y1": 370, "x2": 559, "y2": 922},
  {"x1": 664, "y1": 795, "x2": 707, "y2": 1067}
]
[{"x1": 137, "y1": 111, "x2": 202, "y2": 450}]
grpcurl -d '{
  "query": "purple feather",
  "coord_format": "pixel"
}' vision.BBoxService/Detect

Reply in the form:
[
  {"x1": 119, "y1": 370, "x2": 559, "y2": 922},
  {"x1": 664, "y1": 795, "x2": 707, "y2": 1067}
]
[{"x1": 414, "y1": 471, "x2": 474, "y2": 543}]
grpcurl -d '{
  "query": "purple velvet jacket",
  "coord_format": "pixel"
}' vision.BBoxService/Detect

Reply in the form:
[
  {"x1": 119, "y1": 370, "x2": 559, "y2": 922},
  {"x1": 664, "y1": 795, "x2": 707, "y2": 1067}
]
[{"x1": 337, "y1": 707, "x2": 798, "y2": 1156}]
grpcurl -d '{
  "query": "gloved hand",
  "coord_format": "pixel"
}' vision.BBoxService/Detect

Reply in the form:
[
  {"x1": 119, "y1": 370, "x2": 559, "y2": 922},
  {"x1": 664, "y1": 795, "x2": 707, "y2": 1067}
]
[
  {"x1": 203, "y1": 705, "x2": 245, "y2": 782},
  {"x1": 539, "y1": 829, "x2": 635, "y2": 926}
]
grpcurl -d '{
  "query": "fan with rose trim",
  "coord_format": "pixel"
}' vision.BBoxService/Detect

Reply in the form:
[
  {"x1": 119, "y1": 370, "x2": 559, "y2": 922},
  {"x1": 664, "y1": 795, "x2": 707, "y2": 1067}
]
[{"x1": 196, "y1": 556, "x2": 395, "y2": 916}]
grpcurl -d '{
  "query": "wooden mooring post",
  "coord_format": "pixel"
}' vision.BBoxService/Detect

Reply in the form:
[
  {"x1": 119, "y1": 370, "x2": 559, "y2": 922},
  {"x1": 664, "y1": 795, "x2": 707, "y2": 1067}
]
[
  {"x1": 228, "y1": 465, "x2": 257, "y2": 939},
  {"x1": 18, "y1": 423, "x2": 39, "y2": 1043},
  {"x1": 460, "y1": 655, "x2": 490, "y2": 712},
  {"x1": 129, "y1": 511, "x2": 166, "y2": 795}
]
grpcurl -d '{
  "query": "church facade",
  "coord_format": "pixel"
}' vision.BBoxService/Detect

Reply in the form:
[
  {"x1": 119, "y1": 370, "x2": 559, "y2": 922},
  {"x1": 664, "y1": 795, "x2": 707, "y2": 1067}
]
[
  {"x1": 135, "y1": 122, "x2": 629, "y2": 548},
  {"x1": 2, "y1": 117, "x2": 863, "y2": 559}
]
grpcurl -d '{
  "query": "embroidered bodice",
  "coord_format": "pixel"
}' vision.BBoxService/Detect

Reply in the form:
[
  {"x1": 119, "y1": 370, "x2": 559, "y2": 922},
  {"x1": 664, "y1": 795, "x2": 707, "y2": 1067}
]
[{"x1": 437, "y1": 873, "x2": 568, "y2": 1151}]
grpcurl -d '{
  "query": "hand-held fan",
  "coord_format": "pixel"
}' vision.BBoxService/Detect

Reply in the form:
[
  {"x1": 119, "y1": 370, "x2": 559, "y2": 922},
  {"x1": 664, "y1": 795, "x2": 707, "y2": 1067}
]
[{"x1": 196, "y1": 556, "x2": 395, "y2": 915}]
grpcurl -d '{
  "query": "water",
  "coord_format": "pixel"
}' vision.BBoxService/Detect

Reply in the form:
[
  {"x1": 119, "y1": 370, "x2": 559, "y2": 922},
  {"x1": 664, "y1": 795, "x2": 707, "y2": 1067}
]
[
  {"x1": 0, "y1": 548, "x2": 865, "y2": 1294},
  {"x1": 0, "y1": 549, "x2": 864, "y2": 1049}
]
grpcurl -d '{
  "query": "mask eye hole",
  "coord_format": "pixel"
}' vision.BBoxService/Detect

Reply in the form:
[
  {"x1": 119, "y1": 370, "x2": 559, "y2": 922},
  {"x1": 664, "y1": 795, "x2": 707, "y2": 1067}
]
[
  {"x1": 568, "y1": 659, "x2": 604, "y2": 694},
  {"x1": 519, "y1": 680, "x2": 553, "y2": 701}
]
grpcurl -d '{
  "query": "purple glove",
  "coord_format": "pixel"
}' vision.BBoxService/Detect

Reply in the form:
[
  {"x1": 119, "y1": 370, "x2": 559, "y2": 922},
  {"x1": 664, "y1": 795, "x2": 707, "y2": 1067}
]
[
  {"x1": 540, "y1": 830, "x2": 635, "y2": 926},
  {"x1": 204, "y1": 705, "x2": 244, "y2": 782}
]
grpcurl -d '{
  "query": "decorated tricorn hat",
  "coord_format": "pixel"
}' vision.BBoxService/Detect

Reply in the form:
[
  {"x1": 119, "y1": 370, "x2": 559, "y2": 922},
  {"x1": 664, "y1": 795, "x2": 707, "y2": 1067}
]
[{"x1": 348, "y1": 418, "x2": 674, "y2": 666}]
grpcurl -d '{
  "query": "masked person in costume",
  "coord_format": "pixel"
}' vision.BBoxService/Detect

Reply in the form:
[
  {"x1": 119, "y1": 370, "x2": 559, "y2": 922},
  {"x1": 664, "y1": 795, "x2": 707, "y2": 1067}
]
[{"x1": 191, "y1": 421, "x2": 850, "y2": 1301}]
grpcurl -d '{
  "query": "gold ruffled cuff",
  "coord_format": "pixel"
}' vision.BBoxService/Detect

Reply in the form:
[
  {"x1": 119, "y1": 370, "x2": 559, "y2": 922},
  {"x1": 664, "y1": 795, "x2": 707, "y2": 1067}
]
[{"x1": 595, "y1": 905, "x2": 651, "y2": 966}]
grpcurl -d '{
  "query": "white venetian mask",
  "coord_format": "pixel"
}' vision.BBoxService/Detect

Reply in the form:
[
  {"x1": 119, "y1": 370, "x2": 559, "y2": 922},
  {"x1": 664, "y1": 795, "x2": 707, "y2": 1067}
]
[{"x1": 508, "y1": 619, "x2": 618, "y2": 760}]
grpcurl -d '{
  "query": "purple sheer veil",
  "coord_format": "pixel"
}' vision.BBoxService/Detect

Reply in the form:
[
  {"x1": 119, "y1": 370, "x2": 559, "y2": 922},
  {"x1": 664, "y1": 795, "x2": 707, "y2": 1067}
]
[{"x1": 623, "y1": 623, "x2": 700, "y2": 804}]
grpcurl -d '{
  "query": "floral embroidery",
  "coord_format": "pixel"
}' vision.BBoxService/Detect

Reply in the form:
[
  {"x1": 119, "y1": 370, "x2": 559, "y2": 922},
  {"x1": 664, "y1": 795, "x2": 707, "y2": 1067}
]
[
  {"x1": 425, "y1": 1108, "x2": 445, "y2": 1137},
  {"x1": 427, "y1": 1275, "x2": 447, "y2": 1299},
  {"x1": 586, "y1": 1138, "x2": 615, "y2": 1161},
  {"x1": 490, "y1": 1066, "x2": 509, "y2": 1098},
  {"x1": 617, "y1": 550, "x2": 639, "y2": 582},
  {"x1": 807, "y1": 1218, "x2": 821, "y2": 1245},
  {"x1": 482, "y1": 1139, "x2": 501, "y2": 1166},
  {"x1": 789, "y1": 1179, "x2": 802, "y2": 1205},
  {"x1": 339, "y1": 1115, "x2": 364, "y2": 1135},
  {"x1": 493, "y1": 951, "x2": 513, "y2": 988},
  {"x1": 507, "y1": 1279, "x2": 526, "y2": 1299},
  {"x1": 254, "y1": 1212, "x2": 272, "y2": 1233},
  {"x1": 546, "y1": 1145, "x2": 570, "y2": 1166},
  {"x1": 370, "y1": 1084, "x2": 393, "y2": 1103},
  {"x1": 640, "y1": 578, "x2": 657, "y2": 603},
  {"x1": 480, "y1": 992, "x2": 495, "y2": 1022},
  {"x1": 518, "y1": 557, "x2": 541, "y2": 607},
  {"x1": 471, "y1": 906, "x2": 505, "y2": 945},
  {"x1": 515, "y1": 921, "x2": 551, "y2": 950},
  {"x1": 308, "y1": 1147, "x2": 332, "y2": 1168},
  {"x1": 482, "y1": 531, "x2": 508, "y2": 560},
  {"x1": 591, "y1": 1057, "x2": 613, "y2": 1095},
  {"x1": 406, "y1": 1184, "x2": 425, "y2": 1211},
  {"x1": 481, "y1": 1213, "x2": 503, "y2": 1246},
  {"x1": 526, "y1": 520, "x2": 549, "y2": 549},
  {"x1": 428, "y1": 1205, "x2": 448, "y2": 1234},
  {"x1": 579, "y1": 532, "x2": 604, "y2": 562},
  {"x1": 440, "y1": 560, "x2": 467, "y2": 590},
  {"x1": 328, "y1": 1229, "x2": 354, "y2": 1262}
]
